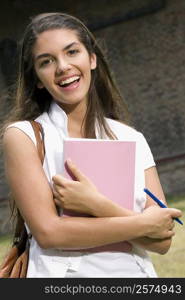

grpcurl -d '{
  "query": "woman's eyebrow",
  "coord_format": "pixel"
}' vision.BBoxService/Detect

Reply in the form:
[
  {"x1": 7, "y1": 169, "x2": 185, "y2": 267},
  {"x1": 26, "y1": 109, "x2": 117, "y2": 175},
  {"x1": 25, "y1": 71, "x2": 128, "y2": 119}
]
[
  {"x1": 35, "y1": 53, "x2": 51, "y2": 61},
  {"x1": 35, "y1": 42, "x2": 80, "y2": 62},
  {"x1": 63, "y1": 41, "x2": 79, "y2": 51}
]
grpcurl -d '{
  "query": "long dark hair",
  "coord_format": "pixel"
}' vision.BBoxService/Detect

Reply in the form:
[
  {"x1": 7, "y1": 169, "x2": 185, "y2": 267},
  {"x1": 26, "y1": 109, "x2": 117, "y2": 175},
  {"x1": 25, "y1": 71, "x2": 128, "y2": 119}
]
[{"x1": 2, "y1": 12, "x2": 130, "y2": 139}]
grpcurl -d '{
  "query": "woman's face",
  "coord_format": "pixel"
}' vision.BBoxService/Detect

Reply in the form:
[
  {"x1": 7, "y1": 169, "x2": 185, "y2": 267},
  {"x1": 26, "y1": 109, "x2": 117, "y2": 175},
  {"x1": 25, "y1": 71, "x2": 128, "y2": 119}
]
[{"x1": 33, "y1": 28, "x2": 96, "y2": 109}]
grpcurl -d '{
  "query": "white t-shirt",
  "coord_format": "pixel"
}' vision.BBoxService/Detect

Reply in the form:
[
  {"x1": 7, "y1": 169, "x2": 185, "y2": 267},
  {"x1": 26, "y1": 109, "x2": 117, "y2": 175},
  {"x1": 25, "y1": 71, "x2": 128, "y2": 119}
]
[{"x1": 7, "y1": 101, "x2": 157, "y2": 278}]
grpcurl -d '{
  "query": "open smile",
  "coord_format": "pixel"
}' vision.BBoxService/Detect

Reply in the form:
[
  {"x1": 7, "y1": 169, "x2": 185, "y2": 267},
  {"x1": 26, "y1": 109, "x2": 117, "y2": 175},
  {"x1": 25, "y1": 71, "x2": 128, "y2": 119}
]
[{"x1": 57, "y1": 75, "x2": 81, "y2": 91}]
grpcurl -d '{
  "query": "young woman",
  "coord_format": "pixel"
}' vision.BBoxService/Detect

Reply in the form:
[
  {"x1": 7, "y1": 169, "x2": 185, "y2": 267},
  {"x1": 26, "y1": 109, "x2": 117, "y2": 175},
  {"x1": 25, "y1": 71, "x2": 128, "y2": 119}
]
[{"x1": 2, "y1": 12, "x2": 182, "y2": 278}]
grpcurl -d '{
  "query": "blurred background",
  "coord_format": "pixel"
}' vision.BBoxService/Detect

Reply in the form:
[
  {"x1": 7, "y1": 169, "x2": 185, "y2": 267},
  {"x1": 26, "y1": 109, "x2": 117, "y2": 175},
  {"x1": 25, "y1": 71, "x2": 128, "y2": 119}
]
[{"x1": 0, "y1": 0, "x2": 185, "y2": 277}]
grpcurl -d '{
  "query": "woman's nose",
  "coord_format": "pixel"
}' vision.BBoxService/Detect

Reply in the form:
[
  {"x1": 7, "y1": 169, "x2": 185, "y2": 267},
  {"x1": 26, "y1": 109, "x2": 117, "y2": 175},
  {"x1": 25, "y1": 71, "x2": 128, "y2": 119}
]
[{"x1": 55, "y1": 58, "x2": 71, "y2": 75}]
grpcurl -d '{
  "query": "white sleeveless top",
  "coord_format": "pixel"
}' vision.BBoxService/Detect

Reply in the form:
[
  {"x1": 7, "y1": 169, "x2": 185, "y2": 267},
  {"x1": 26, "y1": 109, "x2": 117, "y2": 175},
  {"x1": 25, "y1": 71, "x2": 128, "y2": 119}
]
[{"x1": 7, "y1": 101, "x2": 157, "y2": 278}]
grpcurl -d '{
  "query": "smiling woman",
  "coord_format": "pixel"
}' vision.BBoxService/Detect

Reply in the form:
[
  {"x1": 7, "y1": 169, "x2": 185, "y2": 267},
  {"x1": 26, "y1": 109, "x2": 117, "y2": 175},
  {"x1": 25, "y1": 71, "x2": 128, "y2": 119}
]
[
  {"x1": 33, "y1": 29, "x2": 96, "y2": 113},
  {"x1": 0, "y1": 12, "x2": 182, "y2": 278}
]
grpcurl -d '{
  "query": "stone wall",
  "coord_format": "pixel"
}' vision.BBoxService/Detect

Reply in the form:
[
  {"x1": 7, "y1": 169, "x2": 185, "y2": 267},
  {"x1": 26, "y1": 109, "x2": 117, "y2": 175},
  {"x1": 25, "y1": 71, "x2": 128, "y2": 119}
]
[
  {"x1": 93, "y1": 0, "x2": 185, "y2": 196},
  {"x1": 0, "y1": 0, "x2": 185, "y2": 233},
  {"x1": 94, "y1": 0, "x2": 185, "y2": 160},
  {"x1": 157, "y1": 156, "x2": 185, "y2": 196}
]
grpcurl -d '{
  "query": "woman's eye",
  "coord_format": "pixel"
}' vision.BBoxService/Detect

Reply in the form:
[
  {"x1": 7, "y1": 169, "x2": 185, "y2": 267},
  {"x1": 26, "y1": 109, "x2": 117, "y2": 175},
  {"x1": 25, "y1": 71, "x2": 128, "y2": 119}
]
[
  {"x1": 68, "y1": 49, "x2": 79, "y2": 56},
  {"x1": 40, "y1": 58, "x2": 53, "y2": 67}
]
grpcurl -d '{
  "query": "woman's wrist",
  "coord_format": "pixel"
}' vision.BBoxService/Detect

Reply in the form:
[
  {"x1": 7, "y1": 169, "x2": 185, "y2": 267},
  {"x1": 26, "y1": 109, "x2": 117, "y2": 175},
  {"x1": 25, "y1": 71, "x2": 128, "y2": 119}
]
[{"x1": 91, "y1": 193, "x2": 137, "y2": 218}]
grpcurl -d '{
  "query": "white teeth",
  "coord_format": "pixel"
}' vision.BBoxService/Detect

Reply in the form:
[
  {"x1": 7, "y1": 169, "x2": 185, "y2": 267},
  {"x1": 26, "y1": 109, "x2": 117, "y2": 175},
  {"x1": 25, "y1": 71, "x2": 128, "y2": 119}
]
[{"x1": 59, "y1": 76, "x2": 80, "y2": 86}]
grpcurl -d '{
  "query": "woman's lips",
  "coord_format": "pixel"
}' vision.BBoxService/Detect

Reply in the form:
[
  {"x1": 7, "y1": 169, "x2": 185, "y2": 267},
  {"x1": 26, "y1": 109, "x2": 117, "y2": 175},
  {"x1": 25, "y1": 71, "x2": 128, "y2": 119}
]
[{"x1": 57, "y1": 77, "x2": 81, "y2": 91}]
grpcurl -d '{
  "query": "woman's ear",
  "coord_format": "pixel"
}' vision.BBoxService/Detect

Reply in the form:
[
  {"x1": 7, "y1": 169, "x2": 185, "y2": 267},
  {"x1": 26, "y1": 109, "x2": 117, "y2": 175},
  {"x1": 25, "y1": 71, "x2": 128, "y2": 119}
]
[{"x1": 90, "y1": 53, "x2": 97, "y2": 70}]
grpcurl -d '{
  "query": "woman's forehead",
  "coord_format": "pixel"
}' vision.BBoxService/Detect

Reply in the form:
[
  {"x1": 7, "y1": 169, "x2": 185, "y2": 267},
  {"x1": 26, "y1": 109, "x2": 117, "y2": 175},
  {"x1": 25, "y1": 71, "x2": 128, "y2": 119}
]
[{"x1": 32, "y1": 28, "x2": 82, "y2": 56}]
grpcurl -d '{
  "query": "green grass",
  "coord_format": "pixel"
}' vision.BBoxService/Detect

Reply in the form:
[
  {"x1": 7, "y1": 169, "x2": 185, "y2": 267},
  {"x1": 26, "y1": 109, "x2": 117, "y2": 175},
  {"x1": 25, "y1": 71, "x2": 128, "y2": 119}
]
[
  {"x1": 149, "y1": 195, "x2": 185, "y2": 277},
  {"x1": 0, "y1": 233, "x2": 13, "y2": 263},
  {"x1": 0, "y1": 195, "x2": 185, "y2": 277}
]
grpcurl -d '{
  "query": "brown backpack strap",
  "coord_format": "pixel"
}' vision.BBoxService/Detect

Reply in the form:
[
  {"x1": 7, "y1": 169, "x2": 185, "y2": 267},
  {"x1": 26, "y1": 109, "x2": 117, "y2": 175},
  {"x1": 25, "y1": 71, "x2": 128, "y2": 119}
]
[
  {"x1": 13, "y1": 121, "x2": 45, "y2": 248},
  {"x1": 30, "y1": 121, "x2": 45, "y2": 164}
]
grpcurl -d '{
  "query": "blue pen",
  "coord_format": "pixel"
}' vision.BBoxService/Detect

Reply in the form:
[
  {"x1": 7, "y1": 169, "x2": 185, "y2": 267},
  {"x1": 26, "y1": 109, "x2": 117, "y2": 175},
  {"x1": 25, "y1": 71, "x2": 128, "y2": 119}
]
[{"x1": 144, "y1": 188, "x2": 183, "y2": 225}]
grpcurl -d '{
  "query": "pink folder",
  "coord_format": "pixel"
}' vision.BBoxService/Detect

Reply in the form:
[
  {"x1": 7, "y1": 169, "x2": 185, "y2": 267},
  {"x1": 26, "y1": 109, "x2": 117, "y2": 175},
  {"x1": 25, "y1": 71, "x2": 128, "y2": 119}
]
[{"x1": 63, "y1": 138, "x2": 136, "y2": 252}]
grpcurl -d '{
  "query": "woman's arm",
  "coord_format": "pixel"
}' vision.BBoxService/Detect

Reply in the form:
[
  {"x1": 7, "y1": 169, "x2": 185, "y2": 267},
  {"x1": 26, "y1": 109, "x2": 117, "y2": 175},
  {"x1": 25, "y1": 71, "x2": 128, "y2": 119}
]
[
  {"x1": 3, "y1": 128, "x2": 181, "y2": 250},
  {"x1": 53, "y1": 162, "x2": 175, "y2": 254}
]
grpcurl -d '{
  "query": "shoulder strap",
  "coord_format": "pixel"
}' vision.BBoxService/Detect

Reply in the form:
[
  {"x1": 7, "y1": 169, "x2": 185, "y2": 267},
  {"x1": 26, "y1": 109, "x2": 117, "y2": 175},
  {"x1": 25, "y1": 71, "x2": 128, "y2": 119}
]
[
  {"x1": 30, "y1": 121, "x2": 45, "y2": 164},
  {"x1": 13, "y1": 121, "x2": 45, "y2": 248}
]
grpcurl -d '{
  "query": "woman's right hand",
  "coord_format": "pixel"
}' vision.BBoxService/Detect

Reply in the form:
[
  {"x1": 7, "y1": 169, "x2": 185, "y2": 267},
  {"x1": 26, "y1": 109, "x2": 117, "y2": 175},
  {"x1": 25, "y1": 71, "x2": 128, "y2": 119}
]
[
  {"x1": 141, "y1": 205, "x2": 182, "y2": 239},
  {"x1": 52, "y1": 159, "x2": 108, "y2": 216},
  {"x1": 52, "y1": 159, "x2": 135, "y2": 217}
]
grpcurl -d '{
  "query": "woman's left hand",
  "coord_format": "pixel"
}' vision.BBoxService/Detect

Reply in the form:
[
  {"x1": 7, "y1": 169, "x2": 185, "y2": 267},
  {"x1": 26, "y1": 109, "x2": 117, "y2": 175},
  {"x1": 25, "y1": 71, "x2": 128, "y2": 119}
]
[{"x1": 52, "y1": 159, "x2": 103, "y2": 215}]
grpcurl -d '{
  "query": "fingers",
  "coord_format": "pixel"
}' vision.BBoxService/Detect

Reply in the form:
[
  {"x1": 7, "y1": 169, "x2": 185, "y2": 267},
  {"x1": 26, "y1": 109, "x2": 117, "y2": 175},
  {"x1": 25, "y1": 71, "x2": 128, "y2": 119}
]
[
  {"x1": 170, "y1": 222, "x2": 175, "y2": 230},
  {"x1": 53, "y1": 197, "x2": 61, "y2": 207},
  {"x1": 52, "y1": 174, "x2": 70, "y2": 186},
  {"x1": 52, "y1": 181, "x2": 64, "y2": 208},
  {"x1": 53, "y1": 186, "x2": 61, "y2": 197},
  {"x1": 165, "y1": 219, "x2": 175, "y2": 238},
  {"x1": 66, "y1": 159, "x2": 87, "y2": 182},
  {"x1": 52, "y1": 159, "x2": 88, "y2": 185},
  {"x1": 53, "y1": 183, "x2": 64, "y2": 208},
  {"x1": 167, "y1": 208, "x2": 182, "y2": 218},
  {"x1": 166, "y1": 230, "x2": 175, "y2": 238}
]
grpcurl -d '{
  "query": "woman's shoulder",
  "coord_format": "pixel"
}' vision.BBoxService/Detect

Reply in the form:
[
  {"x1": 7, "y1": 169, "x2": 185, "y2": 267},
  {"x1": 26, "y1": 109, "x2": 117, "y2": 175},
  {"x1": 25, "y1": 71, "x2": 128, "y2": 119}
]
[
  {"x1": 6, "y1": 120, "x2": 32, "y2": 131},
  {"x1": 106, "y1": 118, "x2": 143, "y2": 140},
  {"x1": 5, "y1": 120, "x2": 37, "y2": 145}
]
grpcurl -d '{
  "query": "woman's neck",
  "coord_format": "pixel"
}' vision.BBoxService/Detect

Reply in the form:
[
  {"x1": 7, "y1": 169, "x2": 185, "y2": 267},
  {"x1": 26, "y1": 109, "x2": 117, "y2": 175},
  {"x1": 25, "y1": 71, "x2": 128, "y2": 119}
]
[{"x1": 59, "y1": 102, "x2": 87, "y2": 138}]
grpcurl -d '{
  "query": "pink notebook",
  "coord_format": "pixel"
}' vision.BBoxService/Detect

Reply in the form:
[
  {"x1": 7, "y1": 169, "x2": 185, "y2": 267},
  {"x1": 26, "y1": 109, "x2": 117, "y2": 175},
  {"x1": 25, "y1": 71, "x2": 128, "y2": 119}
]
[{"x1": 63, "y1": 138, "x2": 136, "y2": 252}]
